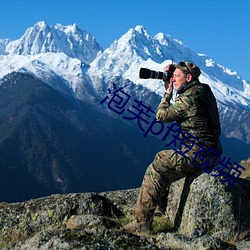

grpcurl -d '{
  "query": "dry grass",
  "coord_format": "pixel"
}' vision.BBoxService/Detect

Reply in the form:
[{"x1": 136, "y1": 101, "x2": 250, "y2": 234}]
[
  {"x1": 152, "y1": 216, "x2": 174, "y2": 234},
  {"x1": 225, "y1": 230, "x2": 250, "y2": 245},
  {"x1": 115, "y1": 214, "x2": 173, "y2": 236}
]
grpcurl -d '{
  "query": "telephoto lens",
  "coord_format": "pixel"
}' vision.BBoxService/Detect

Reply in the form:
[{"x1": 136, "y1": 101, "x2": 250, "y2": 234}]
[
  {"x1": 139, "y1": 65, "x2": 176, "y2": 82},
  {"x1": 139, "y1": 68, "x2": 167, "y2": 80}
]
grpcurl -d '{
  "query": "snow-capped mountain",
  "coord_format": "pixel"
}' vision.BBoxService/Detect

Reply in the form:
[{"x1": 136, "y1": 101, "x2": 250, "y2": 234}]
[
  {"x1": 3, "y1": 21, "x2": 102, "y2": 64},
  {"x1": 0, "y1": 22, "x2": 250, "y2": 201},
  {"x1": 89, "y1": 25, "x2": 250, "y2": 109},
  {"x1": 0, "y1": 52, "x2": 98, "y2": 101},
  {"x1": 0, "y1": 39, "x2": 9, "y2": 55},
  {"x1": 0, "y1": 22, "x2": 250, "y2": 144},
  {"x1": 87, "y1": 25, "x2": 250, "y2": 146}
]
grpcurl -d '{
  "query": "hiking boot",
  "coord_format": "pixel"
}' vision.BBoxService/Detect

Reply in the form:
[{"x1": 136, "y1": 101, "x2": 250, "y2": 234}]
[{"x1": 124, "y1": 219, "x2": 152, "y2": 233}]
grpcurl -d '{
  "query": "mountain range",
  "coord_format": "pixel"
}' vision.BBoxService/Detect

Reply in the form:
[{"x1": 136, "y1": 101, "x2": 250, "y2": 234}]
[{"x1": 0, "y1": 21, "x2": 249, "y2": 201}]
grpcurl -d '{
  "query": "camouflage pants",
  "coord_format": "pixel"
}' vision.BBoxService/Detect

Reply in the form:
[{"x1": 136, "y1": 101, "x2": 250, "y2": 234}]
[{"x1": 134, "y1": 149, "x2": 203, "y2": 223}]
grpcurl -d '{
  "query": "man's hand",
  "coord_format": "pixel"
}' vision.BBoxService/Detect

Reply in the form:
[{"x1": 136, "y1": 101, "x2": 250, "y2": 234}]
[{"x1": 163, "y1": 65, "x2": 174, "y2": 94}]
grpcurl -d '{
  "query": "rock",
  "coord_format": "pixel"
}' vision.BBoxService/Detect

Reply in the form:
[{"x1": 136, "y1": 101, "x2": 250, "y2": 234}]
[
  {"x1": 1, "y1": 173, "x2": 250, "y2": 249},
  {"x1": 3, "y1": 228, "x2": 162, "y2": 250},
  {"x1": 101, "y1": 188, "x2": 140, "y2": 215},
  {"x1": 65, "y1": 214, "x2": 120, "y2": 230},
  {"x1": 156, "y1": 232, "x2": 226, "y2": 250},
  {"x1": 165, "y1": 172, "x2": 250, "y2": 241},
  {"x1": 0, "y1": 192, "x2": 124, "y2": 248},
  {"x1": 235, "y1": 240, "x2": 250, "y2": 250}
]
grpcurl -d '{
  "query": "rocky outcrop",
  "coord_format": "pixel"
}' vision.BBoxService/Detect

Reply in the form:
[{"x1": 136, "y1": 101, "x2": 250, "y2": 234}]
[
  {"x1": 0, "y1": 192, "x2": 158, "y2": 250},
  {"x1": 165, "y1": 171, "x2": 250, "y2": 241},
  {"x1": 1, "y1": 173, "x2": 250, "y2": 249}
]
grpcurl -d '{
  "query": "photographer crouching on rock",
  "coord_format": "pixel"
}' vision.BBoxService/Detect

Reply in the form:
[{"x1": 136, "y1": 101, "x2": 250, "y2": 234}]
[{"x1": 124, "y1": 61, "x2": 222, "y2": 233}]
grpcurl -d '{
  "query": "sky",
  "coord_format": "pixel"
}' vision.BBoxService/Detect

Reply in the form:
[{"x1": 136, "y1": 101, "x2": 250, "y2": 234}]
[{"x1": 0, "y1": 0, "x2": 250, "y2": 81}]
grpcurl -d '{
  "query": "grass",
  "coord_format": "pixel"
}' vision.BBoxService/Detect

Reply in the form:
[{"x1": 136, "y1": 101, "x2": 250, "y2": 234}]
[
  {"x1": 113, "y1": 214, "x2": 174, "y2": 235},
  {"x1": 113, "y1": 216, "x2": 134, "y2": 227},
  {"x1": 225, "y1": 230, "x2": 250, "y2": 245},
  {"x1": 152, "y1": 216, "x2": 174, "y2": 234},
  {"x1": 0, "y1": 228, "x2": 29, "y2": 249}
]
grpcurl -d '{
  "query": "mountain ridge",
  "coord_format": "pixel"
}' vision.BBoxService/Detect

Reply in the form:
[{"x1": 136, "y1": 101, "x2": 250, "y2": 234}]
[
  {"x1": 1, "y1": 22, "x2": 249, "y2": 104},
  {"x1": 3, "y1": 21, "x2": 102, "y2": 64},
  {"x1": 0, "y1": 72, "x2": 165, "y2": 202},
  {"x1": 0, "y1": 22, "x2": 249, "y2": 201}
]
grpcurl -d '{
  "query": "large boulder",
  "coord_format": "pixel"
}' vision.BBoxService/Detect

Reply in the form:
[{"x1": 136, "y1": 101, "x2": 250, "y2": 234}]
[
  {"x1": 165, "y1": 172, "x2": 250, "y2": 241},
  {"x1": 0, "y1": 193, "x2": 124, "y2": 248},
  {"x1": 1, "y1": 173, "x2": 250, "y2": 249}
]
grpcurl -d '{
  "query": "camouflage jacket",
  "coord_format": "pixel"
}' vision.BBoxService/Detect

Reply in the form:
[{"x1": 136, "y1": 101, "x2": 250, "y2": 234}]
[{"x1": 156, "y1": 80, "x2": 222, "y2": 154}]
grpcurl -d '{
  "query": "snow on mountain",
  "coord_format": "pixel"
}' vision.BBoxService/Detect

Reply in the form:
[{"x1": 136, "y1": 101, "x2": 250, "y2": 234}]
[
  {"x1": 0, "y1": 22, "x2": 250, "y2": 143},
  {"x1": 0, "y1": 22, "x2": 104, "y2": 102},
  {"x1": 88, "y1": 26, "x2": 168, "y2": 92},
  {"x1": 0, "y1": 52, "x2": 99, "y2": 102},
  {"x1": 5, "y1": 21, "x2": 102, "y2": 64},
  {"x1": 0, "y1": 39, "x2": 9, "y2": 55},
  {"x1": 87, "y1": 25, "x2": 250, "y2": 144},
  {"x1": 0, "y1": 22, "x2": 249, "y2": 112},
  {"x1": 88, "y1": 25, "x2": 250, "y2": 111}
]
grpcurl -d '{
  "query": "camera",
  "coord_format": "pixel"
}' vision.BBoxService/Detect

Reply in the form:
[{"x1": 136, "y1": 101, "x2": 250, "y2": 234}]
[{"x1": 139, "y1": 65, "x2": 176, "y2": 82}]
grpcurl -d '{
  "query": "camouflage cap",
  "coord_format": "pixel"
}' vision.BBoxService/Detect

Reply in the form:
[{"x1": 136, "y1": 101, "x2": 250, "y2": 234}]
[{"x1": 175, "y1": 61, "x2": 201, "y2": 79}]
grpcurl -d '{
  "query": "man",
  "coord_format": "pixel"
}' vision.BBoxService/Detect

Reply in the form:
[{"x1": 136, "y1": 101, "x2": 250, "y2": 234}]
[{"x1": 124, "y1": 61, "x2": 222, "y2": 233}]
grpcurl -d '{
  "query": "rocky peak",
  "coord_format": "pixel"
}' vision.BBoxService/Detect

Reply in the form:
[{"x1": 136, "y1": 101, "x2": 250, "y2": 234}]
[{"x1": 5, "y1": 21, "x2": 102, "y2": 64}]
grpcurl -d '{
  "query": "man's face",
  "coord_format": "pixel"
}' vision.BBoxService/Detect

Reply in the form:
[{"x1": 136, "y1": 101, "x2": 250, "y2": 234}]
[{"x1": 172, "y1": 68, "x2": 188, "y2": 90}]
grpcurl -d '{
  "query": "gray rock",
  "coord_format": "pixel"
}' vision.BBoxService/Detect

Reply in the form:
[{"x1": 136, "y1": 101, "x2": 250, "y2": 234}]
[
  {"x1": 0, "y1": 192, "x2": 124, "y2": 248},
  {"x1": 236, "y1": 240, "x2": 250, "y2": 250},
  {"x1": 66, "y1": 214, "x2": 120, "y2": 230},
  {"x1": 165, "y1": 172, "x2": 250, "y2": 241},
  {"x1": 156, "y1": 232, "x2": 226, "y2": 250},
  {"x1": 101, "y1": 188, "x2": 140, "y2": 215},
  {"x1": 1, "y1": 173, "x2": 250, "y2": 249},
  {"x1": 4, "y1": 228, "x2": 161, "y2": 250}
]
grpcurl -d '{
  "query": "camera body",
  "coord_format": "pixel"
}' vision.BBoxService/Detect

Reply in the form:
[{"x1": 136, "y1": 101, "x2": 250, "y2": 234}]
[{"x1": 139, "y1": 65, "x2": 176, "y2": 82}]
